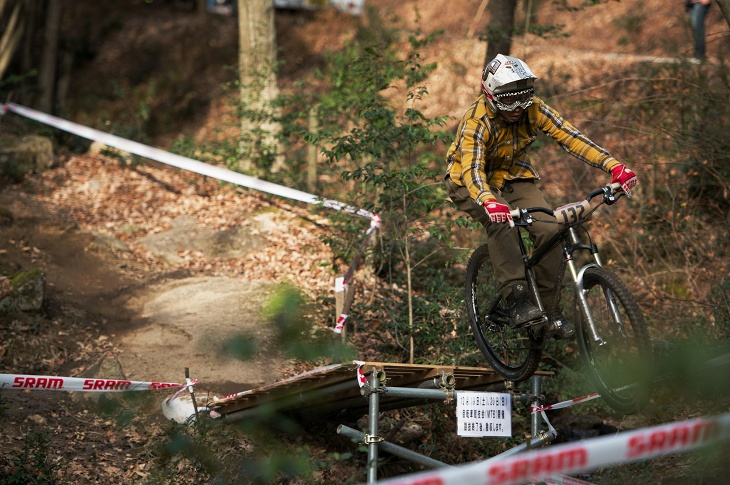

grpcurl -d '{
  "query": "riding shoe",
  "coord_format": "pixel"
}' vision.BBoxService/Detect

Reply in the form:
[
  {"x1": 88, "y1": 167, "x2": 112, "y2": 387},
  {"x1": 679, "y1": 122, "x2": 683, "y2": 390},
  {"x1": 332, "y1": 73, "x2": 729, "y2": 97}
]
[
  {"x1": 505, "y1": 284, "x2": 543, "y2": 327},
  {"x1": 548, "y1": 313, "x2": 576, "y2": 340}
]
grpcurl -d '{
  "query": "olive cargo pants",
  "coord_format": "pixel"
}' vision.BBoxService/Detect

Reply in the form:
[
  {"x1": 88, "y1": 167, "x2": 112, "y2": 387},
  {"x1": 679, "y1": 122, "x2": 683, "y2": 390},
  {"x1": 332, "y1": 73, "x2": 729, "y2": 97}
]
[{"x1": 446, "y1": 177, "x2": 563, "y2": 305}]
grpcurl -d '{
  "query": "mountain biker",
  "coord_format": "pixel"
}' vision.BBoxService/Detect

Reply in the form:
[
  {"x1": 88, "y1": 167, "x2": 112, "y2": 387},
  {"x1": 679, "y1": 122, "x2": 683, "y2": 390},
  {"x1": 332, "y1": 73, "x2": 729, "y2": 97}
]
[{"x1": 444, "y1": 54, "x2": 637, "y2": 340}]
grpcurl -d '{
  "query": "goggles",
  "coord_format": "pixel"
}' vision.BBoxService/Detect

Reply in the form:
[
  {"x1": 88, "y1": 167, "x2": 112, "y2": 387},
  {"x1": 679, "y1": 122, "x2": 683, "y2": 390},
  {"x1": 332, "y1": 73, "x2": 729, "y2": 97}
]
[{"x1": 493, "y1": 88, "x2": 534, "y2": 112}]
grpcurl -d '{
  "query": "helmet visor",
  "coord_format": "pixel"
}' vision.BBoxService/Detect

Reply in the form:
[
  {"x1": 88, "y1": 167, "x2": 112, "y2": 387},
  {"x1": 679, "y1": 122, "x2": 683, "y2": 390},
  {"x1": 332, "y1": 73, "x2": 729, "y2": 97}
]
[{"x1": 494, "y1": 88, "x2": 534, "y2": 111}]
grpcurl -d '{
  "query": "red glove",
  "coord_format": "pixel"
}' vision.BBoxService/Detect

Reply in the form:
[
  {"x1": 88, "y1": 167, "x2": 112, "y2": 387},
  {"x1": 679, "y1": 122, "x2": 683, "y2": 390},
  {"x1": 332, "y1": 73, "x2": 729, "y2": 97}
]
[
  {"x1": 611, "y1": 164, "x2": 638, "y2": 197},
  {"x1": 484, "y1": 198, "x2": 514, "y2": 226}
]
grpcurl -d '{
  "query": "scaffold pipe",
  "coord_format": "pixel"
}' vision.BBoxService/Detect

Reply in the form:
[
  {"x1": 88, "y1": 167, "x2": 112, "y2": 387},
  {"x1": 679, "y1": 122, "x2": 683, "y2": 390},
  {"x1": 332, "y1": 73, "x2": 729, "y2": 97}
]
[{"x1": 337, "y1": 425, "x2": 452, "y2": 469}]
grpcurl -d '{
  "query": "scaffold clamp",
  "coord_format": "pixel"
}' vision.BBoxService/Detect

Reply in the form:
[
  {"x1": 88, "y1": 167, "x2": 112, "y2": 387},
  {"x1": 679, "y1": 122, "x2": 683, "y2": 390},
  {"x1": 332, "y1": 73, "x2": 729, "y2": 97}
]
[{"x1": 363, "y1": 433, "x2": 384, "y2": 444}]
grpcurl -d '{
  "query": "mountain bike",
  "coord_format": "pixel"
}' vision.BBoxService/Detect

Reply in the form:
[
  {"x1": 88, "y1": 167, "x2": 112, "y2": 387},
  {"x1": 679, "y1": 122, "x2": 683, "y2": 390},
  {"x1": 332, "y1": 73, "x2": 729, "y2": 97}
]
[{"x1": 465, "y1": 183, "x2": 652, "y2": 414}]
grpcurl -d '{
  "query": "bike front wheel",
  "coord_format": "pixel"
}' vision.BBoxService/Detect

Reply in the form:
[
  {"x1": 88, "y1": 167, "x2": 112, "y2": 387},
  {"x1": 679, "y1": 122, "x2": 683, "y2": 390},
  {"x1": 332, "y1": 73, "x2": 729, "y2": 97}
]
[
  {"x1": 575, "y1": 267, "x2": 653, "y2": 414},
  {"x1": 466, "y1": 244, "x2": 542, "y2": 382}
]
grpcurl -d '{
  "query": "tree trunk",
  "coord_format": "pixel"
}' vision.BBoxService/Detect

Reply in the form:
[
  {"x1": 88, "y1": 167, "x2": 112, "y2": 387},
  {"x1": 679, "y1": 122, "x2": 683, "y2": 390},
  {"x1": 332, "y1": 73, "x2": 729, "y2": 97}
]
[
  {"x1": 0, "y1": 1, "x2": 24, "y2": 81},
  {"x1": 716, "y1": 0, "x2": 730, "y2": 28},
  {"x1": 38, "y1": 0, "x2": 62, "y2": 113},
  {"x1": 21, "y1": 0, "x2": 37, "y2": 75},
  {"x1": 307, "y1": 105, "x2": 319, "y2": 193},
  {"x1": 55, "y1": 49, "x2": 74, "y2": 116},
  {"x1": 237, "y1": 0, "x2": 282, "y2": 173},
  {"x1": 484, "y1": 0, "x2": 518, "y2": 69},
  {"x1": 197, "y1": 0, "x2": 207, "y2": 21}
]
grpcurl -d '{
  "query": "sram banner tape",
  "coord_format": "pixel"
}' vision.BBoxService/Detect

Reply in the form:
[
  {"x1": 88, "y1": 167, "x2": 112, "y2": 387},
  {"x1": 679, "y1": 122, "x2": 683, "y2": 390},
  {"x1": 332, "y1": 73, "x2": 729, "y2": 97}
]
[
  {"x1": 377, "y1": 412, "x2": 730, "y2": 485},
  {"x1": 0, "y1": 373, "x2": 189, "y2": 392}
]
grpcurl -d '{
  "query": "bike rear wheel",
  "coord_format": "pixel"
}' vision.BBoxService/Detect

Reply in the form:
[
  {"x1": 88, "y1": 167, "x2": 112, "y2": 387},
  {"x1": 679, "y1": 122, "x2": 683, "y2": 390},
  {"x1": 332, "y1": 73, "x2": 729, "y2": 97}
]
[
  {"x1": 466, "y1": 244, "x2": 542, "y2": 382},
  {"x1": 575, "y1": 267, "x2": 653, "y2": 414}
]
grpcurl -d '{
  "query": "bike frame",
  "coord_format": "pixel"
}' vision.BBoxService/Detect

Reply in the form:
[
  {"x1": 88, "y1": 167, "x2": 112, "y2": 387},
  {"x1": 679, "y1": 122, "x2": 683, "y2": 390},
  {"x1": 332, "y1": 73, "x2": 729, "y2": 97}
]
[{"x1": 513, "y1": 200, "x2": 622, "y2": 345}]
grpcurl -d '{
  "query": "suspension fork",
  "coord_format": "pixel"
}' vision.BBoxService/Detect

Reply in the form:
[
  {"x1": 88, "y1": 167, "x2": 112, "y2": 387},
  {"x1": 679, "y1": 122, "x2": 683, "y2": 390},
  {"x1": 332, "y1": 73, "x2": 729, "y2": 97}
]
[
  {"x1": 564, "y1": 227, "x2": 607, "y2": 345},
  {"x1": 570, "y1": 227, "x2": 627, "y2": 338}
]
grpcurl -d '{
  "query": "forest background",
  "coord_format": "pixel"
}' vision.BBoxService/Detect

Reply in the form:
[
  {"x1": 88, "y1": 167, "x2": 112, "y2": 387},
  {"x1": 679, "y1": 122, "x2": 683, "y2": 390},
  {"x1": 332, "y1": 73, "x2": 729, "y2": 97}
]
[{"x1": 1, "y1": 0, "x2": 730, "y2": 483}]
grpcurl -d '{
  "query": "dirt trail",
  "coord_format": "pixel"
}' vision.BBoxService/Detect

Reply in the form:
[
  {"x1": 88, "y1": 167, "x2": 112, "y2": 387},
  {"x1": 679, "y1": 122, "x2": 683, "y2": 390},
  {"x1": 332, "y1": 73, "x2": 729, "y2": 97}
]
[{"x1": 0, "y1": 184, "x2": 289, "y2": 398}]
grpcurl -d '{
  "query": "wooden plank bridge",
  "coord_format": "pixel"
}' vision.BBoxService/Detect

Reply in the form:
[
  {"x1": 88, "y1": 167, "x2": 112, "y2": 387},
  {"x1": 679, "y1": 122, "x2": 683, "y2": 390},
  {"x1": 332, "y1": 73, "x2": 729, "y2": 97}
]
[{"x1": 209, "y1": 361, "x2": 525, "y2": 422}]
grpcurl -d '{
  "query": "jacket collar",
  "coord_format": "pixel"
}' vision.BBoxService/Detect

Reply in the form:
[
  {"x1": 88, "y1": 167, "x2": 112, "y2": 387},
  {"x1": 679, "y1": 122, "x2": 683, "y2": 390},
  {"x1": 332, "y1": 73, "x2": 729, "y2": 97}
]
[{"x1": 480, "y1": 94, "x2": 500, "y2": 121}]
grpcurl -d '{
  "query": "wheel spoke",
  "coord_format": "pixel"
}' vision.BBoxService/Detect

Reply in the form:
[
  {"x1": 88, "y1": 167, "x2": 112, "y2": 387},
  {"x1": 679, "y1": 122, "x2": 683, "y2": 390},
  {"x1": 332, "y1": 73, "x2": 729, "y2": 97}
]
[
  {"x1": 466, "y1": 244, "x2": 542, "y2": 382},
  {"x1": 578, "y1": 267, "x2": 652, "y2": 414}
]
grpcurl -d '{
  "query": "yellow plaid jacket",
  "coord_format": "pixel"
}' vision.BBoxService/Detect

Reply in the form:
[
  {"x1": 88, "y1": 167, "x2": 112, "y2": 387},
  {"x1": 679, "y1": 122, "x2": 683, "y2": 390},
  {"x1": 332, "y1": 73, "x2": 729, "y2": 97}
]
[{"x1": 445, "y1": 94, "x2": 620, "y2": 205}]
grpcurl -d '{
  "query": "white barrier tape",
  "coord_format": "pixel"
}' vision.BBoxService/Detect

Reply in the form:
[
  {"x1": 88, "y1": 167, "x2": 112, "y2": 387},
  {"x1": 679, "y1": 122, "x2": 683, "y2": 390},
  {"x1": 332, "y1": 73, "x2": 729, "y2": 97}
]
[
  {"x1": 0, "y1": 102, "x2": 373, "y2": 218},
  {"x1": 531, "y1": 392, "x2": 601, "y2": 413},
  {"x1": 376, "y1": 412, "x2": 730, "y2": 485},
  {"x1": 0, "y1": 373, "x2": 189, "y2": 392},
  {"x1": 541, "y1": 410, "x2": 557, "y2": 437},
  {"x1": 0, "y1": 102, "x2": 380, "y2": 335},
  {"x1": 165, "y1": 382, "x2": 194, "y2": 404},
  {"x1": 367, "y1": 213, "x2": 382, "y2": 234}
]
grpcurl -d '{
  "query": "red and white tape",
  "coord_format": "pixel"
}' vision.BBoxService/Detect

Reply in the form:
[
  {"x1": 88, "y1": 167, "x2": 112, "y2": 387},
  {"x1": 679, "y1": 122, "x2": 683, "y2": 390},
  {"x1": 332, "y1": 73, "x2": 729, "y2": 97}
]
[
  {"x1": 334, "y1": 313, "x2": 349, "y2": 334},
  {"x1": 377, "y1": 412, "x2": 730, "y2": 485},
  {"x1": 1, "y1": 373, "x2": 190, "y2": 393},
  {"x1": 0, "y1": 102, "x2": 373, "y2": 219},
  {"x1": 531, "y1": 392, "x2": 602, "y2": 413},
  {"x1": 354, "y1": 360, "x2": 368, "y2": 388}
]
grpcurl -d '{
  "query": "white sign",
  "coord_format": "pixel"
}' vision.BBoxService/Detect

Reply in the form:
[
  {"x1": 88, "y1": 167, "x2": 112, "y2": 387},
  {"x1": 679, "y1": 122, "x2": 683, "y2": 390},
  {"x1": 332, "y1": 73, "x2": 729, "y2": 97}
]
[{"x1": 456, "y1": 391, "x2": 512, "y2": 437}]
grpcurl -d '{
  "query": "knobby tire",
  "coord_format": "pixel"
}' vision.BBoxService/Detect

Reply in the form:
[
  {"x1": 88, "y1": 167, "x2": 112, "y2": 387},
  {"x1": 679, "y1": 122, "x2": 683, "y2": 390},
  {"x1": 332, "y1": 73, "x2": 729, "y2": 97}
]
[
  {"x1": 466, "y1": 244, "x2": 542, "y2": 382},
  {"x1": 576, "y1": 267, "x2": 653, "y2": 414}
]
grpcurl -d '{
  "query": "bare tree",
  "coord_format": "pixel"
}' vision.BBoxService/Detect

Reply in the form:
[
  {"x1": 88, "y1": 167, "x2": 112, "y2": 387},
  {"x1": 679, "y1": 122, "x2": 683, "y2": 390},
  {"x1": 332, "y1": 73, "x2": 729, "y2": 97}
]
[
  {"x1": 197, "y1": 0, "x2": 207, "y2": 22},
  {"x1": 237, "y1": 0, "x2": 283, "y2": 173},
  {"x1": 0, "y1": 1, "x2": 24, "y2": 81},
  {"x1": 717, "y1": 0, "x2": 730, "y2": 27},
  {"x1": 20, "y1": 0, "x2": 38, "y2": 78},
  {"x1": 484, "y1": 0, "x2": 518, "y2": 68},
  {"x1": 37, "y1": 0, "x2": 61, "y2": 113}
]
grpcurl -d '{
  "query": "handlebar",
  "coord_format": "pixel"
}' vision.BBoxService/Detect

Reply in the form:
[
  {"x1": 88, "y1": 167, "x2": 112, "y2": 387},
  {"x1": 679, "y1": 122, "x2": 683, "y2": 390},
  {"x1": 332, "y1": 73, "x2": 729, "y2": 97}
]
[{"x1": 509, "y1": 182, "x2": 624, "y2": 224}]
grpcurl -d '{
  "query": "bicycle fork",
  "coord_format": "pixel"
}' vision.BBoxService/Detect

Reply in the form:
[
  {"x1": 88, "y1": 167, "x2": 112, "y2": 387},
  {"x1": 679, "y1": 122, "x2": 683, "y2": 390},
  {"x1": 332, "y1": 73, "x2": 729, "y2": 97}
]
[{"x1": 564, "y1": 227, "x2": 613, "y2": 346}]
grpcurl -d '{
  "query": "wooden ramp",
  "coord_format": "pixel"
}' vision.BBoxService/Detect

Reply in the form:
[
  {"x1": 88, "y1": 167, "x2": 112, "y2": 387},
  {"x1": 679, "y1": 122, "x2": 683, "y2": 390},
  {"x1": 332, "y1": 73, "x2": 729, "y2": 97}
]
[{"x1": 209, "y1": 362, "x2": 512, "y2": 422}]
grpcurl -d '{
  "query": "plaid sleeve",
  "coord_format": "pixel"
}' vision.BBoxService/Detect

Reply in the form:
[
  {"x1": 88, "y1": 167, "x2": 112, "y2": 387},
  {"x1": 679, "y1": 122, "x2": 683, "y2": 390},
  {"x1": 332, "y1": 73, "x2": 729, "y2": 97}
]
[
  {"x1": 536, "y1": 100, "x2": 620, "y2": 173},
  {"x1": 459, "y1": 117, "x2": 496, "y2": 204}
]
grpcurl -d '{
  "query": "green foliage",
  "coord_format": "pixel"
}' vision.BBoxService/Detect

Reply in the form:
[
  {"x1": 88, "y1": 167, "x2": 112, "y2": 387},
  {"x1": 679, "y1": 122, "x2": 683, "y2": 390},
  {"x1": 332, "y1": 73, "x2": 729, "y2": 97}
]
[
  {"x1": 524, "y1": 24, "x2": 570, "y2": 40},
  {"x1": 0, "y1": 430, "x2": 59, "y2": 485},
  {"x1": 0, "y1": 69, "x2": 38, "y2": 104},
  {"x1": 613, "y1": 14, "x2": 644, "y2": 34},
  {"x1": 268, "y1": 27, "x2": 461, "y2": 363},
  {"x1": 154, "y1": 422, "x2": 221, "y2": 483},
  {"x1": 261, "y1": 283, "x2": 356, "y2": 363},
  {"x1": 170, "y1": 22, "x2": 480, "y2": 365},
  {"x1": 552, "y1": 0, "x2": 618, "y2": 12}
]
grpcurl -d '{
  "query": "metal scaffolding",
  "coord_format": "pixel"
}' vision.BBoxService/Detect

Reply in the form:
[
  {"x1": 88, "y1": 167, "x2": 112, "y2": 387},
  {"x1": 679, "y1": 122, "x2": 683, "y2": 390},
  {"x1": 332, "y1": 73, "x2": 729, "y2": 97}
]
[{"x1": 209, "y1": 362, "x2": 554, "y2": 483}]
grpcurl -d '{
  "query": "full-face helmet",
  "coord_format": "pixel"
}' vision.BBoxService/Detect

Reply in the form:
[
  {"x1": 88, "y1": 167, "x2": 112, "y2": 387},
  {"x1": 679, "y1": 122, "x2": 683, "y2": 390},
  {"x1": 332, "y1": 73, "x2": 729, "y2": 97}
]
[{"x1": 481, "y1": 54, "x2": 537, "y2": 112}]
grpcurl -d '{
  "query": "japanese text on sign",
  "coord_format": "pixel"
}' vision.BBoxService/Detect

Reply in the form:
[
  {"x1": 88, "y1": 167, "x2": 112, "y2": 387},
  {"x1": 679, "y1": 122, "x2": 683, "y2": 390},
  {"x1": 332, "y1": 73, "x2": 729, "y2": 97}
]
[{"x1": 456, "y1": 391, "x2": 512, "y2": 438}]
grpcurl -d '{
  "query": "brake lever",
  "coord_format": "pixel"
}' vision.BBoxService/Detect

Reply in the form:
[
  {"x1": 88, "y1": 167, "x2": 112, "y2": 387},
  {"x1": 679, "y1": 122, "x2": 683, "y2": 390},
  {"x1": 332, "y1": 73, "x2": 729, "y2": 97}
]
[{"x1": 604, "y1": 189, "x2": 625, "y2": 206}]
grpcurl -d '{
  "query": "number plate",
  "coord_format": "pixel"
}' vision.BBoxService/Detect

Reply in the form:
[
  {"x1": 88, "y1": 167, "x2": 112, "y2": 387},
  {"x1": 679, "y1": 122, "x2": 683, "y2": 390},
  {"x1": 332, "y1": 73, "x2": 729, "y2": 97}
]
[{"x1": 554, "y1": 200, "x2": 591, "y2": 224}]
